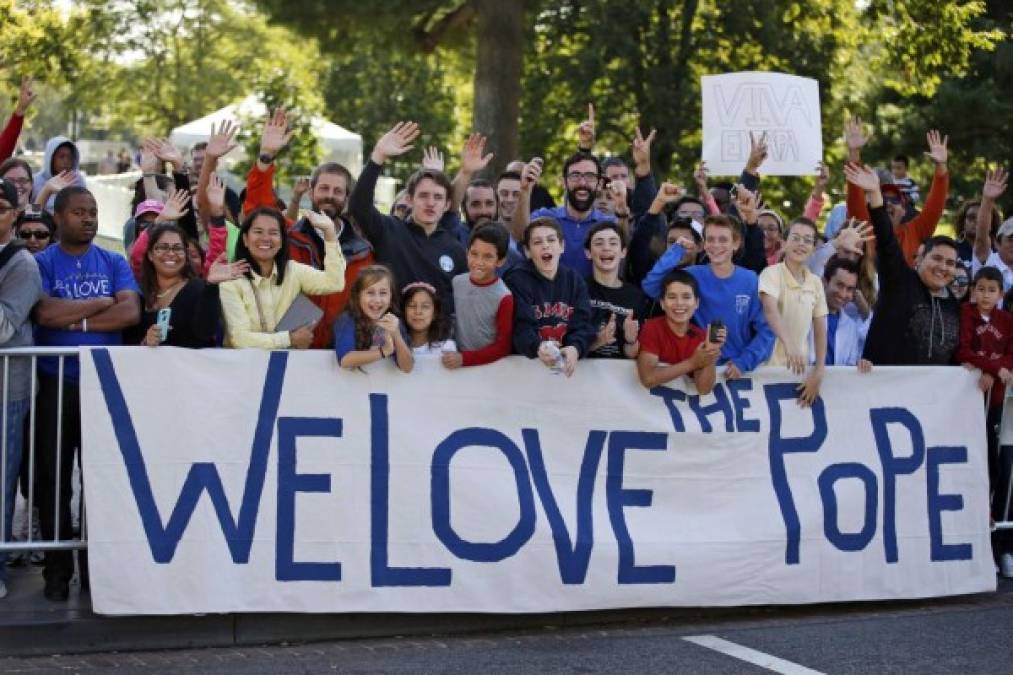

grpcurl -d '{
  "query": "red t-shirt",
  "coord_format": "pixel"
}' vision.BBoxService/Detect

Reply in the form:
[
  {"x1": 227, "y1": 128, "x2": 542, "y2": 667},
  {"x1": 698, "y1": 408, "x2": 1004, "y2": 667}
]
[{"x1": 639, "y1": 317, "x2": 705, "y2": 365}]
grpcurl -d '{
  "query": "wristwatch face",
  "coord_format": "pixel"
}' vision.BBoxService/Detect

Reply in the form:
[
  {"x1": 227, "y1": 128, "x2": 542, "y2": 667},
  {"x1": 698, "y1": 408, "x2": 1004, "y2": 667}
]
[{"x1": 258, "y1": 153, "x2": 274, "y2": 164}]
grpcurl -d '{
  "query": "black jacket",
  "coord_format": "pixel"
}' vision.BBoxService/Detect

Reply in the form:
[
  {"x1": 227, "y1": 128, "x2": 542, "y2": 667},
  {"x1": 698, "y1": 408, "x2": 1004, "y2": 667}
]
[{"x1": 504, "y1": 260, "x2": 596, "y2": 358}]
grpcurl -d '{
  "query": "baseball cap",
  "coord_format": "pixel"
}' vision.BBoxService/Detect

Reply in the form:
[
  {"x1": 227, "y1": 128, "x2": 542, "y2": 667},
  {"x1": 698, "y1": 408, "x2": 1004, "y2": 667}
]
[
  {"x1": 134, "y1": 199, "x2": 164, "y2": 219},
  {"x1": 880, "y1": 184, "x2": 907, "y2": 203}
]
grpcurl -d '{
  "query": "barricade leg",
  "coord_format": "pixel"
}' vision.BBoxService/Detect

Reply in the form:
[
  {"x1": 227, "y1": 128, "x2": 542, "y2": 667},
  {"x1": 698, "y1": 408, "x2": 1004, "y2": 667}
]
[{"x1": 34, "y1": 373, "x2": 81, "y2": 591}]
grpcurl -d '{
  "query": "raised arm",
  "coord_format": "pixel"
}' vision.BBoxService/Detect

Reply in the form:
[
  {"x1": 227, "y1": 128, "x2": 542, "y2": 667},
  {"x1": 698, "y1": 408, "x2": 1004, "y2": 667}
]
[
  {"x1": 351, "y1": 122, "x2": 420, "y2": 242},
  {"x1": 844, "y1": 117, "x2": 872, "y2": 222},
  {"x1": 976, "y1": 167, "x2": 1008, "y2": 264},
  {"x1": 196, "y1": 120, "x2": 239, "y2": 230},
  {"x1": 630, "y1": 126, "x2": 658, "y2": 215},
  {"x1": 803, "y1": 161, "x2": 829, "y2": 222},
  {"x1": 843, "y1": 163, "x2": 904, "y2": 289},
  {"x1": 908, "y1": 130, "x2": 951, "y2": 244},
  {"x1": 294, "y1": 211, "x2": 347, "y2": 294},
  {"x1": 451, "y1": 134, "x2": 494, "y2": 214},
  {"x1": 510, "y1": 158, "x2": 542, "y2": 243},
  {"x1": 0, "y1": 77, "x2": 34, "y2": 161}
]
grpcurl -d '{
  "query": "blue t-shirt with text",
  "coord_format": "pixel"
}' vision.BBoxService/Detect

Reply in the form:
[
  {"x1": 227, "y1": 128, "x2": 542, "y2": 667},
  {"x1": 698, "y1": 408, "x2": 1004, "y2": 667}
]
[{"x1": 35, "y1": 245, "x2": 139, "y2": 381}]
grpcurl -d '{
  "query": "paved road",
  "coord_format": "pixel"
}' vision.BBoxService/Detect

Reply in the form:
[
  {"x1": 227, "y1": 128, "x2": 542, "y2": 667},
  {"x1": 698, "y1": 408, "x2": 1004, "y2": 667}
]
[{"x1": 3, "y1": 581, "x2": 1011, "y2": 673}]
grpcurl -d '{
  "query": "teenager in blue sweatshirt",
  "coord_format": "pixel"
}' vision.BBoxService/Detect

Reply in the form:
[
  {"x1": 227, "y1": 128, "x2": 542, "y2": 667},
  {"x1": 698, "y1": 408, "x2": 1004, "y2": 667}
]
[
  {"x1": 504, "y1": 216, "x2": 596, "y2": 377},
  {"x1": 642, "y1": 213, "x2": 774, "y2": 379}
]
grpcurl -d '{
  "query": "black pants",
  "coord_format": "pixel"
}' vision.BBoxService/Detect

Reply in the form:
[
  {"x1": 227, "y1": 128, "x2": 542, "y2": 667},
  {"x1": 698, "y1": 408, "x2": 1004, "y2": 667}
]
[{"x1": 34, "y1": 373, "x2": 86, "y2": 585}]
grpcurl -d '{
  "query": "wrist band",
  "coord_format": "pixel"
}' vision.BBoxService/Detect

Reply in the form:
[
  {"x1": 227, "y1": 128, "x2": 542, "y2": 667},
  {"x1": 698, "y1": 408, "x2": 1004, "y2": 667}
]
[{"x1": 82, "y1": 317, "x2": 88, "y2": 333}]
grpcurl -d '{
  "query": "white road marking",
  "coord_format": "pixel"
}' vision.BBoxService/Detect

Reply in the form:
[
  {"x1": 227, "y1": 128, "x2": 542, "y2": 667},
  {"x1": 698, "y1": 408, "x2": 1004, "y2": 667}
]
[{"x1": 682, "y1": 634, "x2": 826, "y2": 674}]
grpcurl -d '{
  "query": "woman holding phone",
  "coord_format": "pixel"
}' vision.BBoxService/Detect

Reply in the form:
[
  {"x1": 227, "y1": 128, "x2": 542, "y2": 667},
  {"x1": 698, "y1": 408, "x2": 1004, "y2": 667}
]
[{"x1": 124, "y1": 223, "x2": 248, "y2": 348}]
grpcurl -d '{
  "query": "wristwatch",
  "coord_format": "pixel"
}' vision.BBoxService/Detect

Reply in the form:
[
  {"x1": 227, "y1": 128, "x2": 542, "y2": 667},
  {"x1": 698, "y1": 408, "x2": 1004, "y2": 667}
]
[{"x1": 258, "y1": 152, "x2": 275, "y2": 165}]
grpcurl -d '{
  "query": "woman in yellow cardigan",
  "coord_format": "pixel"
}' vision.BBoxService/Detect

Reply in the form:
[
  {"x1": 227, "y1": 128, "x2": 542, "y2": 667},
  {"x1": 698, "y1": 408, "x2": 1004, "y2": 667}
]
[{"x1": 220, "y1": 207, "x2": 346, "y2": 348}]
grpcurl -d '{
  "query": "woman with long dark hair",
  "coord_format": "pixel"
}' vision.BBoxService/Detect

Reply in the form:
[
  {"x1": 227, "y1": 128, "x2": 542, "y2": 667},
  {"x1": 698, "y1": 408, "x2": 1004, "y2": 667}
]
[
  {"x1": 123, "y1": 223, "x2": 247, "y2": 348},
  {"x1": 220, "y1": 207, "x2": 346, "y2": 348}
]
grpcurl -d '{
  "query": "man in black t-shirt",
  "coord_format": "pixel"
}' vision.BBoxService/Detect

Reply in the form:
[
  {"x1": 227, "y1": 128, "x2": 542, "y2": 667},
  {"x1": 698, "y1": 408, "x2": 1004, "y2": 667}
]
[{"x1": 584, "y1": 221, "x2": 647, "y2": 359}]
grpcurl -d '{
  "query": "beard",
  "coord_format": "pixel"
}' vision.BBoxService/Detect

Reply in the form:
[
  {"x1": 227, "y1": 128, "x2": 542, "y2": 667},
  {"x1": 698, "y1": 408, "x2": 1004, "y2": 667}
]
[
  {"x1": 313, "y1": 198, "x2": 342, "y2": 219},
  {"x1": 566, "y1": 187, "x2": 596, "y2": 212}
]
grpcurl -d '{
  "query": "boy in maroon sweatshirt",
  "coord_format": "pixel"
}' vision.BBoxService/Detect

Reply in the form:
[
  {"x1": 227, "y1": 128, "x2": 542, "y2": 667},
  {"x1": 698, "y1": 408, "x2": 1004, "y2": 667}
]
[{"x1": 957, "y1": 265, "x2": 1013, "y2": 576}]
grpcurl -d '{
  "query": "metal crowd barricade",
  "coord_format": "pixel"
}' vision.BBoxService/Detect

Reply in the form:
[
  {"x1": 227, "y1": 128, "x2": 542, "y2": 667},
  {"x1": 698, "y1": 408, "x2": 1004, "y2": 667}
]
[
  {"x1": 0, "y1": 347, "x2": 87, "y2": 558},
  {"x1": 997, "y1": 386, "x2": 1013, "y2": 532}
]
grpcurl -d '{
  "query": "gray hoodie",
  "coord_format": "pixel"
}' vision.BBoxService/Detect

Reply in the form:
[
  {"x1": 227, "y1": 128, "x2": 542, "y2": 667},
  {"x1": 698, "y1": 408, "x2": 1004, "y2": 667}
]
[
  {"x1": 33, "y1": 136, "x2": 87, "y2": 212},
  {"x1": 0, "y1": 244, "x2": 42, "y2": 401}
]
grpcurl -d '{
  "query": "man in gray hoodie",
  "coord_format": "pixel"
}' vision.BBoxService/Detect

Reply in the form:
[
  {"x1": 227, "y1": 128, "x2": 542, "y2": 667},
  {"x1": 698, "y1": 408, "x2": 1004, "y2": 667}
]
[{"x1": 0, "y1": 178, "x2": 43, "y2": 600}]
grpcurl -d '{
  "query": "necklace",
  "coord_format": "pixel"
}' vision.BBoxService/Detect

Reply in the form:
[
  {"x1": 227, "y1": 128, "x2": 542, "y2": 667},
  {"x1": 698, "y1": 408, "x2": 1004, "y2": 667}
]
[{"x1": 156, "y1": 279, "x2": 185, "y2": 298}]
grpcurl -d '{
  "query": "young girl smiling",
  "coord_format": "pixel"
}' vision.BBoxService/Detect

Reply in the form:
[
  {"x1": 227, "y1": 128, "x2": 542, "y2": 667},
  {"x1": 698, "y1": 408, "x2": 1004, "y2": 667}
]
[
  {"x1": 334, "y1": 265, "x2": 413, "y2": 372},
  {"x1": 401, "y1": 281, "x2": 454, "y2": 356}
]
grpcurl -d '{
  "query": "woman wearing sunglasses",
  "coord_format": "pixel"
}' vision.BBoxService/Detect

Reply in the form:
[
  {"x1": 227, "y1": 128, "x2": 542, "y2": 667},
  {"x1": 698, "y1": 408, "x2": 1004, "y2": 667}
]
[{"x1": 16, "y1": 209, "x2": 54, "y2": 254}]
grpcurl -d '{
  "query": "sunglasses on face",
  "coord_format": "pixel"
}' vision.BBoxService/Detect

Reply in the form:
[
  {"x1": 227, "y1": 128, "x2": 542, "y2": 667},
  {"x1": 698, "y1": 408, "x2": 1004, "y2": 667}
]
[{"x1": 19, "y1": 229, "x2": 50, "y2": 240}]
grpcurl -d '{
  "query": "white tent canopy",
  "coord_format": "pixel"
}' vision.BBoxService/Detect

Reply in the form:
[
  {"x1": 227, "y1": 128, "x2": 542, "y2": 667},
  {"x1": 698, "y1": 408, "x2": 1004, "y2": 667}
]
[{"x1": 169, "y1": 96, "x2": 363, "y2": 177}]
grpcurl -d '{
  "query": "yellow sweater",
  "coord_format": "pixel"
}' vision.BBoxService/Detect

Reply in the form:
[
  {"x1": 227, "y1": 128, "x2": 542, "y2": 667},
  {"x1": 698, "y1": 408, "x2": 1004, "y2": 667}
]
[{"x1": 220, "y1": 240, "x2": 346, "y2": 348}]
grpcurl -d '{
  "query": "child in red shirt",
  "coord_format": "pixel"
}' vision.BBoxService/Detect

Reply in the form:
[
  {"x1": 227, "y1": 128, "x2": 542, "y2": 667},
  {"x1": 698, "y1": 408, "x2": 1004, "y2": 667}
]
[{"x1": 637, "y1": 269, "x2": 725, "y2": 394}]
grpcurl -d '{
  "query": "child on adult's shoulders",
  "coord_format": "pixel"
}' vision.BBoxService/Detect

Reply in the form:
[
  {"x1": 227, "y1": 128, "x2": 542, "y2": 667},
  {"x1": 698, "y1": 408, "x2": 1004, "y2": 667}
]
[
  {"x1": 637, "y1": 269, "x2": 725, "y2": 393},
  {"x1": 442, "y1": 222, "x2": 514, "y2": 369},
  {"x1": 504, "y1": 216, "x2": 595, "y2": 377}
]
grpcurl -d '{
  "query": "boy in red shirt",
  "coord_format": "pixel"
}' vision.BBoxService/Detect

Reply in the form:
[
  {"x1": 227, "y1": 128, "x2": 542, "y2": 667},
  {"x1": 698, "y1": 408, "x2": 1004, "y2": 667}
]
[
  {"x1": 957, "y1": 265, "x2": 1013, "y2": 577},
  {"x1": 637, "y1": 269, "x2": 725, "y2": 394}
]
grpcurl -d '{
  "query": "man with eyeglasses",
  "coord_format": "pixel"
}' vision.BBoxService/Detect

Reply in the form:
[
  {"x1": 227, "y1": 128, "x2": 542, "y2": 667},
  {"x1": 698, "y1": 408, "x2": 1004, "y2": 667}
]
[
  {"x1": 511, "y1": 152, "x2": 616, "y2": 278},
  {"x1": 845, "y1": 164, "x2": 960, "y2": 366},
  {"x1": 0, "y1": 179, "x2": 42, "y2": 600}
]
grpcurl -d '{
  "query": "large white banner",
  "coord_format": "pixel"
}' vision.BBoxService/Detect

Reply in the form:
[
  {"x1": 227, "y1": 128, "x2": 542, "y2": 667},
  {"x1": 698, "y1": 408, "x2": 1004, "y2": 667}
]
[
  {"x1": 701, "y1": 71, "x2": 822, "y2": 176},
  {"x1": 80, "y1": 348, "x2": 994, "y2": 616}
]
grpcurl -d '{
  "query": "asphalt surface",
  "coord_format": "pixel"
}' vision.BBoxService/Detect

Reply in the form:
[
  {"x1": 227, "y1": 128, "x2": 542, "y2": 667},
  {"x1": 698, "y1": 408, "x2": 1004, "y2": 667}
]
[{"x1": 2, "y1": 579, "x2": 1011, "y2": 674}]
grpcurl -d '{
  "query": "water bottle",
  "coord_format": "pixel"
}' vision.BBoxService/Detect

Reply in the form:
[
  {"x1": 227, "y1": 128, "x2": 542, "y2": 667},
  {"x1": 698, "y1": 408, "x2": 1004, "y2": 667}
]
[{"x1": 542, "y1": 341, "x2": 564, "y2": 375}]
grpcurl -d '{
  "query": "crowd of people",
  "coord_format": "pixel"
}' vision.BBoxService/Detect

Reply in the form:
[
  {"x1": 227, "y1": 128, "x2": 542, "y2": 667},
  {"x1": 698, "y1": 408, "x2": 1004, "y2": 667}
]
[{"x1": 1, "y1": 75, "x2": 1012, "y2": 602}]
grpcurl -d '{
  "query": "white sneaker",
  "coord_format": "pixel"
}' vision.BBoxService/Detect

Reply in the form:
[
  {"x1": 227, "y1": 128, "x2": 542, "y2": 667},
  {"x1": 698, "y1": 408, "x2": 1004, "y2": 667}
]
[
  {"x1": 0, "y1": 580, "x2": 7, "y2": 599},
  {"x1": 1001, "y1": 553, "x2": 1013, "y2": 578}
]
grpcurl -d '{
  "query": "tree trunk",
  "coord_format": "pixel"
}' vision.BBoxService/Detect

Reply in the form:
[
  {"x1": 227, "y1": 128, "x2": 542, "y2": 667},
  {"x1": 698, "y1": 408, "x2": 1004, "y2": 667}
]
[{"x1": 471, "y1": 0, "x2": 524, "y2": 178}]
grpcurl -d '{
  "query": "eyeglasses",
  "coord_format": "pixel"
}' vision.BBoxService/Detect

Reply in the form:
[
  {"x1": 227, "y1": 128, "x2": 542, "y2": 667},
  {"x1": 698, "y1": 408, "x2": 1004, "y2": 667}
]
[
  {"x1": 19, "y1": 230, "x2": 50, "y2": 240},
  {"x1": 951, "y1": 278, "x2": 969, "y2": 287},
  {"x1": 152, "y1": 244, "x2": 186, "y2": 254},
  {"x1": 786, "y1": 233, "x2": 816, "y2": 245},
  {"x1": 565, "y1": 172, "x2": 601, "y2": 184}
]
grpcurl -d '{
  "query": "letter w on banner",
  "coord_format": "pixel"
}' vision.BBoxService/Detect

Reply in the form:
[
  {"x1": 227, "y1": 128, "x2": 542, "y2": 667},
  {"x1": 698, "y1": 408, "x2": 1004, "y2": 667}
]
[
  {"x1": 80, "y1": 349, "x2": 993, "y2": 615},
  {"x1": 701, "y1": 71, "x2": 822, "y2": 176}
]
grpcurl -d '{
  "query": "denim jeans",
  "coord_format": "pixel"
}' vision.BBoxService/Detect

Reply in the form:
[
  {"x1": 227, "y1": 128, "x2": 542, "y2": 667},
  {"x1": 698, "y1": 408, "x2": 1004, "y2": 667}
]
[{"x1": 0, "y1": 398, "x2": 29, "y2": 583}]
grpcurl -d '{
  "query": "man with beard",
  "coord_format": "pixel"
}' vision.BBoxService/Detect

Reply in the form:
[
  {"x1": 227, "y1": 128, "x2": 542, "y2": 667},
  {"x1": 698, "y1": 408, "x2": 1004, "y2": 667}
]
[
  {"x1": 33, "y1": 186, "x2": 140, "y2": 600},
  {"x1": 243, "y1": 109, "x2": 373, "y2": 348},
  {"x1": 512, "y1": 152, "x2": 616, "y2": 278}
]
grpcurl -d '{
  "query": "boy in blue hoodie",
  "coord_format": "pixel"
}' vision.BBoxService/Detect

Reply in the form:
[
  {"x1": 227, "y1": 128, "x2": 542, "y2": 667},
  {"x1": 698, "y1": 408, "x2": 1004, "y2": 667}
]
[
  {"x1": 504, "y1": 216, "x2": 596, "y2": 377},
  {"x1": 642, "y1": 213, "x2": 773, "y2": 379}
]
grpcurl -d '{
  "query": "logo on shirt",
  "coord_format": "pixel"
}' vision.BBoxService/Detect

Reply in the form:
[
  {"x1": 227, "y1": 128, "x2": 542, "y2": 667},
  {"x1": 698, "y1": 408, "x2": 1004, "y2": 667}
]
[
  {"x1": 439, "y1": 255, "x2": 454, "y2": 273},
  {"x1": 735, "y1": 294, "x2": 750, "y2": 315}
]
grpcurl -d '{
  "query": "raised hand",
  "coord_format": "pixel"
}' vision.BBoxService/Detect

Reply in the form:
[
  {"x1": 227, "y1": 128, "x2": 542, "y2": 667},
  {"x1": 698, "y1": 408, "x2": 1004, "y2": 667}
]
[
  {"x1": 206, "y1": 120, "x2": 239, "y2": 159},
  {"x1": 813, "y1": 161, "x2": 830, "y2": 194},
  {"x1": 834, "y1": 218, "x2": 874, "y2": 255},
  {"x1": 734, "y1": 184, "x2": 759, "y2": 223},
  {"x1": 577, "y1": 103, "x2": 595, "y2": 150},
  {"x1": 15, "y1": 76, "x2": 36, "y2": 116},
  {"x1": 156, "y1": 189, "x2": 191, "y2": 222},
  {"x1": 982, "y1": 166, "x2": 1008, "y2": 202},
  {"x1": 372, "y1": 122, "x2": 421, "y2": 165},
  {"x1": 302, "y1": 209, "x2": 337, "y2": 240},
  {"x1": 206, "y1": 173, "x2": 227, "y2": 217},
  {"x1": 521, "y1": 157, "x2": 543, "y2": 191},
  {"x1": 654, "y1": 181, "x2": 686, "y2": 205},
  {"x1": 260, "y1": 108, "x2": 294, "y2": 158},
  {"x1": 206, "y1": 252, "x2": 250, "y2": 285},
  {"x1": 291, "y1": 176, "x2": 310, "y2": 199},
  {"x1": 745, "y1": 131, "x2": 769, "y2": 173},
  {"x1": 609, "y1": 177, "x2": 628, "y2": 211},
  {"x1": 139, "y1": 147, "x2": 160, "y2": 174},
  {"x1": 924, "y1": 129, "x2": 949, "y2": 165},
  {"x1": 44, "y1": 169, "x2": 77, "y2": 194},
  {"x1": 460, "y1": 133, "x2": 494, "y2": 174},
  {"x1": 843, "y1": 163, "x2": 880, "y2": 192},
  {"x1": 422, "y1": 146, "x2": 445, "y2": 172},
  {"x1": 844, "y1": 115, "x2": 871, "y2": 151},
  {"x1": 694, "y1": 162, "x2": 709, "y2": 194},
  {"x1": 142, "y1": 138, "x2": 184, "y2": 172},
  {"x1": 632, "y1": 126, "x2": 657, "y2": 171}
]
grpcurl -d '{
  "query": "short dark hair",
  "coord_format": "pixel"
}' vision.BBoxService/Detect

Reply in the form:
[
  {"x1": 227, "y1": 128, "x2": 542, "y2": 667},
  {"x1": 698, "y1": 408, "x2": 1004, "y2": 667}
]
[
  {"x1": 464, "y1": 179, "x2": 498, "y2": 212},
  {"x1": 787, "y1": 216, "x2": 819, "y2": 239},
  {"x1": 311, "y1": 162, "x2": 353, "y2": 191},
  {"x1": 893, "y1": 154, "x2": 909, "y2": 167},
  {"x1": 923, "y1": 235, "x2": 959, "y2": 257},
  {"x1": 522, "y1": 216, "x2": 563, "y2": 248},
  {"x1": 562, "y1": 151, "x2": 601, "y2": 179},
  {"x1": 702, "y1": 213, "x2": 741, "y2": 240},
  {"x1": 406, "y1": 168, "x2": 452, "y2": 199},
  {"x1": 191, "y1": 142, "x2": 208, "y2": 153},
  {"x1": 584, "y1": 220, "x2": 626, "y2": 249},
  {"x1": 235, "y1": 207, "x2": 290, "y2": 285},
  {"x1": 494, "y1": 171, "x2": 522, "y2": 191},
  {"x1": 672, "y1": 196, "x2": 706, "y2": 214},
  {"x1": 973, "y1": 266, "x2": 1004, "y2": 289},
  {"x1": 602, "y1": 157, "x2": 628, "y2": 172},
  {"x1": 53, "y1": 186, "x2": 93, "y2": 214},
  {"x1": 823, "y1": 255, "x2": 861, "y2": 282},
  {"x1": 660, "y1": 269, "x2": 700, "y2": 299},
  {"x1": 469, "y1": 221, "x2": 511, "y2": 259}
]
